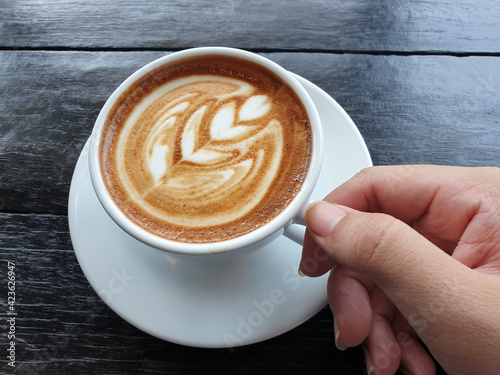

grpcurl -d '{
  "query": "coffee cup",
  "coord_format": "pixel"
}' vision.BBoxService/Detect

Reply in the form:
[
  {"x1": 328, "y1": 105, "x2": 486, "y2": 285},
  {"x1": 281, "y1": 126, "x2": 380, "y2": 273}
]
[{"x1": 88, "y1": 47, "x2": 323, "y2": 257}]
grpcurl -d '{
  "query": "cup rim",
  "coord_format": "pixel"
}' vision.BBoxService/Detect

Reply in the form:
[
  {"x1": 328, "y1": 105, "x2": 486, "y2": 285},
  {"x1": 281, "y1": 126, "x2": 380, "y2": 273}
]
[{"x1": 88, "y1": 46, "x2": 323, "y2": 256}]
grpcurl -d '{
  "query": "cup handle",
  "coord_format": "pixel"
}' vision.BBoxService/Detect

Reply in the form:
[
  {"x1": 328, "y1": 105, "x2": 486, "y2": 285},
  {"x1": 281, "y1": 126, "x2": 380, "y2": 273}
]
[{"x1": 283, "y1": 199, "x2": 312, "y2": 245}]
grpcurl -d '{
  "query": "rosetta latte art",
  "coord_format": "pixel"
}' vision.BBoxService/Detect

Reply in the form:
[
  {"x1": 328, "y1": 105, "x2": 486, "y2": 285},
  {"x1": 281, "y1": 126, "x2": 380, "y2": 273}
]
[
  {"x1": 116, "y1": 76, "x2": 284, "y2": 228},
  {"x1": 101, "y1": 56, "x2": 312, "y2": 243}
]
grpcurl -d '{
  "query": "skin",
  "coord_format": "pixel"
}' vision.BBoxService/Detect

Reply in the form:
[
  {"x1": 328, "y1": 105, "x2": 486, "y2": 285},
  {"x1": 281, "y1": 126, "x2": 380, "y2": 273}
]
[{"x1": 299, "y1": 165, "x2": 500, "y2": 375}]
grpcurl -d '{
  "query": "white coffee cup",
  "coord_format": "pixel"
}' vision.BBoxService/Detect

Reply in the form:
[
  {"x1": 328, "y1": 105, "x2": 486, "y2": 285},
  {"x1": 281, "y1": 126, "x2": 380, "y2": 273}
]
[{"x1": 88, "y1": 47, "x2": 323, "y2": 257}]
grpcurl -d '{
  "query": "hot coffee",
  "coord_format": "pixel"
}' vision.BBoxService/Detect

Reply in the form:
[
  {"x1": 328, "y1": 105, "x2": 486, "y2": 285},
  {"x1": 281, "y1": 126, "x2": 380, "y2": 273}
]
[{"x1": 99, "y1": 54, "x2": 313, "y2": 243}]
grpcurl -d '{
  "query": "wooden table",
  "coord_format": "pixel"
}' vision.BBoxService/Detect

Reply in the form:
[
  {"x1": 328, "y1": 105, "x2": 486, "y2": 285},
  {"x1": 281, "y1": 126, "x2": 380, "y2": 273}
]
[{"x1": 1, "y1": 1, "x2": 499, "y2": 373}]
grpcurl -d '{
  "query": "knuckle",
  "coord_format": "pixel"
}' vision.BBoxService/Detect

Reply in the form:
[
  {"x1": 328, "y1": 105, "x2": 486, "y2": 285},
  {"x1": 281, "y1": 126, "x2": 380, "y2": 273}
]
[{"x1": 352, "y1": 214, "x2": 402, "y2": 271}]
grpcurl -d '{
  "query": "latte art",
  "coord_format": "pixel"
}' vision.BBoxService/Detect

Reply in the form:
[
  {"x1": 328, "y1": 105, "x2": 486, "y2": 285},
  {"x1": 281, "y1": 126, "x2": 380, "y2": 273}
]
[
  {"x1": 100, "y1": 56, "x2": 312, "y2": 243},
  {"x1": 118, "y1": 75, "x2": 284, "y2": 227}
]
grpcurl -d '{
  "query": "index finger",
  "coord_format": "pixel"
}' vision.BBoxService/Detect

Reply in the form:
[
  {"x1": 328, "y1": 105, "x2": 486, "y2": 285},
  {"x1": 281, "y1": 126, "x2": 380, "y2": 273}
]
[{"x1": 325, "y1": 165, "x2": 481, "y2": 250}]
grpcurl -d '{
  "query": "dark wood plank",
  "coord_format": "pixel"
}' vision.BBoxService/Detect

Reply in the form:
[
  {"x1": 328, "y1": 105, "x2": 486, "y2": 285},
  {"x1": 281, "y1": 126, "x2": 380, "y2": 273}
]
[
  {"x1": 299, "y1": 54, "x2": 500, "y2": 167},
  {"x1": 0, "y1": 1, "x2": 494, "y2": 374},
  {"x1": 0, "y1": 212, "x2": 370, "y2": 374},
  {"x1": 1, "y1": 0, "x2": 499, "y2": 53},
  {"x1": 1, "y1": 51, "x2": 499, "y2": 214},
  {"x1": 0, "y1": 50, "x2": 150, "y2": 214}
]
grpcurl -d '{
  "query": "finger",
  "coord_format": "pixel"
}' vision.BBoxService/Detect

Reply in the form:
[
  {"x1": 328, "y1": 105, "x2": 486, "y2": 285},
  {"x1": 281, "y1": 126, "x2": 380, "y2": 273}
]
[
  {"x1": 364, "y1": 314, "x2": 401, "y2": 375},
  {"x1": 300, "y1": 229, "x2": 336, "y2": 277},
  {"x1": 364, "y1": 288, "x2": 400, "y2": 375},
  {"x1": 397, "y1": 331, "x2": 436, "y2": 375},
  {"x1": 390, "y1": 310, "x2": 416, "y2": 339},
  {"x1": 369, "y1": 286, "x2": 396, "y2": 323},
  {"x1": 328, "y1": 265, "x2": 375, "y2": 348},
  {"x1": 307, "y1": 199, "x2": 500, "y2": 374},
  {"x1": 323, "y1": 165, "x2": 480, "y2": 251},
  {"x1": 451, "y1": 202, "x2": 500, "y2": 270},
  {"x1": 305, "y1": 201, "x2": 471, "y2": 327},
  {"x1": 391, "y1": 312, "x2": 437, "y2": 375},
  {"x1": 300, "y1": 165, "x2": 485, "y2": 277}
]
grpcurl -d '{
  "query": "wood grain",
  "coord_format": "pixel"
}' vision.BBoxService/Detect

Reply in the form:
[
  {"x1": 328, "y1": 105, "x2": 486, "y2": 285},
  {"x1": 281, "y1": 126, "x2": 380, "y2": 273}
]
[
  {"x1": 1, "y1": 51, "x2": 499, "y2": 214},
  {"x1": 0, "y1": 0, "x2": 499, "y2": 53},
  {"x1": 0, "y1": 213, "x2": 366, "y2": 374},
  {"x1": 0, "y1": 0, "x2": 494, "y2": 373},
  {"x1": 0, "y1": 212, "x2": 444, "y2": 373}
]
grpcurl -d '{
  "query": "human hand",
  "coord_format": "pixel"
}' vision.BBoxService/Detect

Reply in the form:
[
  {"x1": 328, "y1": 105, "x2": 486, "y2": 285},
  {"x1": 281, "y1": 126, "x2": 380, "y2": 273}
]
[{"x1": 299, "y1": 165, "x2": 500, "y2": 375}]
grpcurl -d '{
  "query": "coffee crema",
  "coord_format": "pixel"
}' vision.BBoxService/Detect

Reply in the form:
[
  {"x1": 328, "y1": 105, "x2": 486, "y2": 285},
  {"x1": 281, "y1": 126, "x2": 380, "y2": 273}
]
[{"x1": 99, "y1": 55, "x2": 312, "y2": 243}]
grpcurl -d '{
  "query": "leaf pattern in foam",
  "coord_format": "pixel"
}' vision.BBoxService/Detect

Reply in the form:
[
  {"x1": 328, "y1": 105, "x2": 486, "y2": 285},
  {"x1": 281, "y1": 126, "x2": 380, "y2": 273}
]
[
  {"x1": 239, "y1": 95, "x2": 271, "y2": 121},
  {"x1": 179, "y1": 95, "x2": 273, "y2": 166},
  {"x1": 179, "y1": 95, "x2": 271, "y2": 165},
  {"x1": 149, "y1": 89, "x2": 274, "y2": 188},
  {"x1": 210, "y1": 101, "x2": 257, "y2": 141},
  {"x1": 149, "y1": 144, "x2": 169, "y2": 182},
  {"x1": 181, "y1": 105, "x2": 207, "y2": 159}
]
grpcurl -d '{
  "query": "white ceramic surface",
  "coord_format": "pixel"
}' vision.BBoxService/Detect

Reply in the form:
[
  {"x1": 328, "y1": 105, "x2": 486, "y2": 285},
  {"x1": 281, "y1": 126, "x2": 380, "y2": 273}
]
[
  {"x1": 88, "y1": 47, "x2": 324, "y2": 256},
  {"x1": 68, "y1": 74, "x2": 372, "y2": 349}
]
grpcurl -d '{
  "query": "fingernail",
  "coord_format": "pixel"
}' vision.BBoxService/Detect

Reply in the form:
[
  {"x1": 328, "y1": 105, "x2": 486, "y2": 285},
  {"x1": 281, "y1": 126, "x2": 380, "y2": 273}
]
[
  {"x1": 306, "y1": 202, "x2": 347, "y2": 237},
  {"x1": 333, "y1": 318, "x2": 348, "y2": 351},
  {"x1": 298, "y1": 267, "x2": 306, "y2": 277},
  {"x1": 363, "y1": 349, "x2": 374, "y2": 375}
]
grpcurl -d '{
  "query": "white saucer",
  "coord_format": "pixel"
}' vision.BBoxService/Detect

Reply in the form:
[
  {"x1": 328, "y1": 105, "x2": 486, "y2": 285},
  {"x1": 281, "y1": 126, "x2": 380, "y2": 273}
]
[{"x1": 68, "y1": 74, "x2": 372, "y2": 349}]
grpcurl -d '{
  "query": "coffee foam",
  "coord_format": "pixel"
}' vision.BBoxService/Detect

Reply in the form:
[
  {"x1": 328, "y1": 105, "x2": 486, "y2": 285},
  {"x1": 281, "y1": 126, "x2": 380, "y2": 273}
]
[{"x1": 100, "y1": 56, "x2": 312, "y2": 243}]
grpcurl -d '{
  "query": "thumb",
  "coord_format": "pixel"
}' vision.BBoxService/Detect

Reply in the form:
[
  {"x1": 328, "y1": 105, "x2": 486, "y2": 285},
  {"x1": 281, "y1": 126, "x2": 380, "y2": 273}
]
[
  {"x1": 304, "y1": 201, "x2": 470, "y2": 311},
  {"x1": 303, "y1": 201, "x2": 500, "y2": 374}
]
